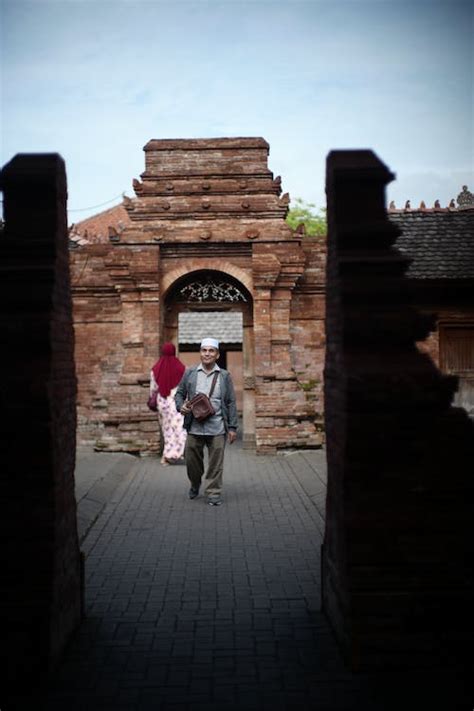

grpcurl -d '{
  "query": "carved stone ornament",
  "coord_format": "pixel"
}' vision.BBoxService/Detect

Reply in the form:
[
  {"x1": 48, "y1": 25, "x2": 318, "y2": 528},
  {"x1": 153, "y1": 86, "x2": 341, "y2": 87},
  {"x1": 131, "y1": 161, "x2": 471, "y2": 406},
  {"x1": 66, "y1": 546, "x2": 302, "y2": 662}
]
[
  {"x1": 143, "y1": 226, "x2": 164, "y2": 240},
  {"x1": 202, "y1": 200, "x2": 211, "y2": 210},
  {"x1": 162, "y1": 201, "x2": 171, "y2": 210},
  {"x1": 241, "y1": 201, "x2": 250, "y2": 210},
  {"x1": 457, "y1": 185, "x2": 474, "y2": 209},
  {"x1": 244, "y1": 375, "x2": 256, "y2": 389},
  {"x1": 245, "y1": 229, "x2": 260, "y2": 240},
  {"x1": 200, "y1": 230, "x2": 212, "y2": 241},
  {"x1": 178, "y1": 277, "x2": 247, "y2": 303}
]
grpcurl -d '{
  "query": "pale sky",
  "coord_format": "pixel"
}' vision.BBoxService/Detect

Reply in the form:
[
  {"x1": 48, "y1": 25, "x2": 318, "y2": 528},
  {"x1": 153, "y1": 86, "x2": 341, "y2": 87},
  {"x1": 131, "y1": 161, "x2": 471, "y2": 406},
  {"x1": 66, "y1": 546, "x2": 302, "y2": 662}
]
[{"x1": 1, "y1": 0, "x2": 473, "y2": 221}]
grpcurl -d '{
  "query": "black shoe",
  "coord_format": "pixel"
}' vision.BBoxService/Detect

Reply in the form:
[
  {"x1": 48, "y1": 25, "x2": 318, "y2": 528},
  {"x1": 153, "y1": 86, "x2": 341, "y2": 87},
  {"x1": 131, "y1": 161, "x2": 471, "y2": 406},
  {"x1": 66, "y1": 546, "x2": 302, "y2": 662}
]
[
  {"x1": 189, "y1": 487, "x2": 199, "y2": 499},
  {"x1": 208, "y1": 495, "x2": 222, "y2": 506}
]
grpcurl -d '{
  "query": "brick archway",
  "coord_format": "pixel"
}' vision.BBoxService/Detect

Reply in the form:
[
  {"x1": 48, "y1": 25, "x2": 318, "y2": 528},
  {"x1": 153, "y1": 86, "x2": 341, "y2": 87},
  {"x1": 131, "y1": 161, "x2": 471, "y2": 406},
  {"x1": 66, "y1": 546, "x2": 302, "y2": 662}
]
[{"x1": 161, "y1": 261, "x2": 253, "y2": 300}]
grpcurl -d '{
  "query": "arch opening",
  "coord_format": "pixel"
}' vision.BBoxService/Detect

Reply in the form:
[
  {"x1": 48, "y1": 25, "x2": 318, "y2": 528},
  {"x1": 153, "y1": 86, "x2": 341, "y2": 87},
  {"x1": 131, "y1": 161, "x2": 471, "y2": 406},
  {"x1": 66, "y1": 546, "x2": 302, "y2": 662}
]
[{"x1": 163, "y1": 269, "x2": 255, "y2": 448}]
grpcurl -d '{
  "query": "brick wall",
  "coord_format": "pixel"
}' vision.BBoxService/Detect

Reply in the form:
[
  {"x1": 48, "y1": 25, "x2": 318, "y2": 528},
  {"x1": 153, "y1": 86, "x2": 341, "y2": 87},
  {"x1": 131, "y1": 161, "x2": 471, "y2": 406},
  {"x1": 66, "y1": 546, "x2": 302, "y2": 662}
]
[
  {"x1": 1, "y1": 154, "x2": 82, "y2": 687},
  {"x1": 322, "y1": 150, "x2": 474, "y2": 669},
  {"x1": 71, "y1": 243, "x2": 161, "y2": 453},
  {"x1": 290, "y1": 237, "x2": 326, "y2": 438}
]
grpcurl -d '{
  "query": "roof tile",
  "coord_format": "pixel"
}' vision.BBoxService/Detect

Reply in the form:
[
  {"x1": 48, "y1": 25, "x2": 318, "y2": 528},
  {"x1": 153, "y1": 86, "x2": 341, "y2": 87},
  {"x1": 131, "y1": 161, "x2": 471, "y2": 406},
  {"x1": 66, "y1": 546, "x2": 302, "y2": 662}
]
[{"x1": 390, "y1": 211, "x2": 474, "y2": 280}]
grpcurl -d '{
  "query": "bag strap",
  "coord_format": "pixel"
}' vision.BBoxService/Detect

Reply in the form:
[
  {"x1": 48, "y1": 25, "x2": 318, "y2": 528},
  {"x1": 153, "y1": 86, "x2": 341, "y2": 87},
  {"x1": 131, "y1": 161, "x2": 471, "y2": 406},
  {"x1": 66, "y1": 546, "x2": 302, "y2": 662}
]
[{"x1": 208, "y1": 371, "x2": 219, "y2": 398}]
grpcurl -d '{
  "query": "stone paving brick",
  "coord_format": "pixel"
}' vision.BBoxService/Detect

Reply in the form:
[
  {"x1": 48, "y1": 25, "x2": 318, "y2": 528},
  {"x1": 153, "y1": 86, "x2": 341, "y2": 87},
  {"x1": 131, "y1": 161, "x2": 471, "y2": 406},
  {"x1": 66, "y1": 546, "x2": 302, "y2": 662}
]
[{"x1": 6, "y1": 444, "x2": 463, "y2": 710}]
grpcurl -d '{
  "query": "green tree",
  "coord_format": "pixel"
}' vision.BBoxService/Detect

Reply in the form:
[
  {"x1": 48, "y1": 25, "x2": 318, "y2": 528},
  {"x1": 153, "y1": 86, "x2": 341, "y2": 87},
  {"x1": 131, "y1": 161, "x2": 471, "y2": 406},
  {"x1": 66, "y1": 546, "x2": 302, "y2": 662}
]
[{"x1": 286, "y1": 198, "x2": 326, "y2": 236}]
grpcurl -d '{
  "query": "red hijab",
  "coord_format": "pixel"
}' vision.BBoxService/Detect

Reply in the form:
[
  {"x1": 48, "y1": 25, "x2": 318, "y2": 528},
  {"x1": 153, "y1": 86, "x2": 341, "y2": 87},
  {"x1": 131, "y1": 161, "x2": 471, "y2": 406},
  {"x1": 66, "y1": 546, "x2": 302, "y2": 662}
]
[{"x1": 151, "y1": 343, "x2": 185, "y2": 398}]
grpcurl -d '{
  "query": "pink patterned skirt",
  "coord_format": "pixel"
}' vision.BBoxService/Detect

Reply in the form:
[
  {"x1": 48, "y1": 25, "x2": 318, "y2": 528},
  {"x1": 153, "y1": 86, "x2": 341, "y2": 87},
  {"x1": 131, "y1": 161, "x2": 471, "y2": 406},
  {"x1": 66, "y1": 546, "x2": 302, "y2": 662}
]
[{"x1": 157, "y1": 387, "x2": 187, "y2": 461}]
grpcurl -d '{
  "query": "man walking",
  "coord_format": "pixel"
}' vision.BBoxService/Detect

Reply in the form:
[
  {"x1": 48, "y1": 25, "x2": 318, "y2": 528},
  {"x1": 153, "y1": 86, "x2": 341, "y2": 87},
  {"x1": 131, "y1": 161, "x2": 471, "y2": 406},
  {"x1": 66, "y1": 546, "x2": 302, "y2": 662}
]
[{"x1": 175, "y1": 338, "x2": 238, "y2": 506}]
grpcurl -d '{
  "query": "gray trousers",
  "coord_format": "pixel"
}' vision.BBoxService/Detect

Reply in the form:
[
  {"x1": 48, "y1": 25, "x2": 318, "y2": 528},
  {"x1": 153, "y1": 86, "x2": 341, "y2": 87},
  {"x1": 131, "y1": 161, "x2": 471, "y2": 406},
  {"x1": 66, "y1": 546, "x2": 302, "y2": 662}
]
[{"x1": 185, "y1": 434, "x2": 226, "y2": 496}]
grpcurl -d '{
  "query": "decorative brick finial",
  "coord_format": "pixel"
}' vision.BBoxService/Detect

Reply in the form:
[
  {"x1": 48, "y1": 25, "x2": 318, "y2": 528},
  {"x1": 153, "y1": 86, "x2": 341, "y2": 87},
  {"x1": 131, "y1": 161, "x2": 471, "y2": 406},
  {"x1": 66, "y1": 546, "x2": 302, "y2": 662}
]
[{"x1": 457, "y1": 185, "x2": 474, "y2": 209}]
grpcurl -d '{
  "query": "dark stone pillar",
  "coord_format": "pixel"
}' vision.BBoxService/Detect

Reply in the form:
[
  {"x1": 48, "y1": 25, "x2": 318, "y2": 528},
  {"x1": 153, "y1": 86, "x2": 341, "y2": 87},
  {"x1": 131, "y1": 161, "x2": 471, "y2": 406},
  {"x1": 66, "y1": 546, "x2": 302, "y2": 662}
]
[
  {"x1": 0, "y1": 154, "x2": 82, "y2": 688},
  {"x1": 322, "y1": 150, "x2": 474, "y2": 670}
]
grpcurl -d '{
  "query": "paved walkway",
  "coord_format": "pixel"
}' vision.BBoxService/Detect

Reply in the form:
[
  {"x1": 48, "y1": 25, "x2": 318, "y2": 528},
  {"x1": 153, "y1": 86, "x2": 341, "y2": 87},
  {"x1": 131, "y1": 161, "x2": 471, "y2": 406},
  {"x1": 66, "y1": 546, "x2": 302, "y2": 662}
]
[{"x1": 26, "y1": 444, "x2": 469, "y2": 710}]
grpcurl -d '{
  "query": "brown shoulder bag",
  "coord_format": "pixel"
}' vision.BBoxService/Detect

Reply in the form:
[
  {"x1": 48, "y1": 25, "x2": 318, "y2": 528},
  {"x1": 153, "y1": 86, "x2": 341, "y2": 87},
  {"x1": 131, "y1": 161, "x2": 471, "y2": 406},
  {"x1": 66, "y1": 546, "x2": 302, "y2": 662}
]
[{"x1": 189, "y1": 372, "x2": 219, "y2": 422}]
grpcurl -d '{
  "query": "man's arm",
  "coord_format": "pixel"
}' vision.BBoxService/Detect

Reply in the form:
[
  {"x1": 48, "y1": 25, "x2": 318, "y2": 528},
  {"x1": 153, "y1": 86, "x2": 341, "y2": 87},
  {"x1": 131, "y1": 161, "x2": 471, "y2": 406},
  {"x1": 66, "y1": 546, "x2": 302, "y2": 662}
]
[
  {"x1": 225, "y1": 373, "x2": 239, "y2": 432},
  {"x1": 174, "y1": 370, "x2": 189, "y2": 412}
]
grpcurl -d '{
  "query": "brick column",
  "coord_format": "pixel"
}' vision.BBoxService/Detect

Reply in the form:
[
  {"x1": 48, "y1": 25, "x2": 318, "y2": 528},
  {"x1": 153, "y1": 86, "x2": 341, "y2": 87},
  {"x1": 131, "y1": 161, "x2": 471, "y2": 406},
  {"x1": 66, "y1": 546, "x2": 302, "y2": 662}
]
[
  {"x1": 322, "y1": 150, "x2": 474, "y2": 669},
  {"x1": 242, "y1": 311, "x2": 256, "y2": 449},
  {"x1": 0, "y1": 154, "x2": 82, "y2": 686},
  {"x1": 253, "y1": 243, "x2": 317, "y2": 451}
]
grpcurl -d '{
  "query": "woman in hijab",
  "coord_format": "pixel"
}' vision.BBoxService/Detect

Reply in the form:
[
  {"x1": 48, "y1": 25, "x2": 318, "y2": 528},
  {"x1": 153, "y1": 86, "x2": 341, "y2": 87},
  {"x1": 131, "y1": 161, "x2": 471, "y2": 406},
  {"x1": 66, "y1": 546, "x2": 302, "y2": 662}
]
[{"x1": 150, "y1": 343, "x2": 187, "y2": 465}]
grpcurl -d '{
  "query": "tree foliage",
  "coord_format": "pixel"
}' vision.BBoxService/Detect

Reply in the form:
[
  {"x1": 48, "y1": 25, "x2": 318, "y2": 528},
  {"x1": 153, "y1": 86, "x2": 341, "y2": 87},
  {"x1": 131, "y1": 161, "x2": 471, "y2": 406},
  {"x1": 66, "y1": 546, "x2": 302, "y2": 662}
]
[{"x1": 286, "y1": 198, "x2": 326, "y2": 237}]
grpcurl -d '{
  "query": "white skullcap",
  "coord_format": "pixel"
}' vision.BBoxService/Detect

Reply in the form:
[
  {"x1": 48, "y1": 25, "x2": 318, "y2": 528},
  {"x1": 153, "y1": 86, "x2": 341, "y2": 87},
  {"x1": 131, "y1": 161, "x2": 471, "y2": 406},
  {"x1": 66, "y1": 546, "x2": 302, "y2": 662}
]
[{"x1": 200, "y1": 338, "x2": 219, "y2": 349}]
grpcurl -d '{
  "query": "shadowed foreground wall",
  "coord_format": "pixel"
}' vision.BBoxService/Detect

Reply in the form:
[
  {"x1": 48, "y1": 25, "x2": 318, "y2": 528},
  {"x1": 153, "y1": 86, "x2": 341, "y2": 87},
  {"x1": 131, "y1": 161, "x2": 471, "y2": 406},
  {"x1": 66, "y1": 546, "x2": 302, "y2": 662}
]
[
  {"x1": 0, "y1": 155, "x2": 82, "y2": 690},
  {"x1": 322, "y1": 150, "x2": 474, "y2": 670}
]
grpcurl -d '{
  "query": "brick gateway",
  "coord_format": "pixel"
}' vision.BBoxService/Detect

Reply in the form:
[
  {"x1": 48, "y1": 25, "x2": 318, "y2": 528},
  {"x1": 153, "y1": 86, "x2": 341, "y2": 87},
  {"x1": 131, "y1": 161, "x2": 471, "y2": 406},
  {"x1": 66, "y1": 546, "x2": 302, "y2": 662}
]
[{"x1": 70, "y1": 138, "x2": 326, "y2": 455}]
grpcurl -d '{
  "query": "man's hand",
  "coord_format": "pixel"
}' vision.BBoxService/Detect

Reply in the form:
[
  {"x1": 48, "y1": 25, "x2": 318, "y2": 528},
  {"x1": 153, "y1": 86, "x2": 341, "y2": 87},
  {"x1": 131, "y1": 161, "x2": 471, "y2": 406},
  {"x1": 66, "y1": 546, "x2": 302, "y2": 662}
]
[
  {"x1": 181, "y1": 400, "x2": 191, "y2": 415},
  {"x1": 227, "y1": 431, "x2": 237, "y2": 444}
]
